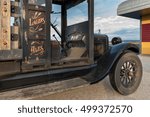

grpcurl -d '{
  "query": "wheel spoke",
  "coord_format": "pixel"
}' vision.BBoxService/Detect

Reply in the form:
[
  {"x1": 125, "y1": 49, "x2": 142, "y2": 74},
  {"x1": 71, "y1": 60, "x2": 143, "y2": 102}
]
[
  {"x1": 122, "y1": 76, "x2": 126, "y2": 86},
  {"x1": 128, "y1": 76, "x2": 132, "y2": 84},
  {"x1": 120, "y1": 60, "x2": 137, "y2": 87},
  {"x1": 120, "y1": 76, "x2": 124, "y2": 82},
  {"x1": 120, "y1": 70, "x2": 125, "y2": 76},
  {"x1": 129, "y1": 65, "x2": 134, "y2": 70},
  {"x1": 127, "y1": 62, "x2": 130, "y2": 68},
  {"x1": 123, "y1": 63, "x2": 126, "y2": 69}
]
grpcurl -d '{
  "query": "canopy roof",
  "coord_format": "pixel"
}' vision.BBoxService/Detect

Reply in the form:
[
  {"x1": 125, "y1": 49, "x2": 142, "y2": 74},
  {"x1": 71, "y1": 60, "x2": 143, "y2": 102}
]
[{"x1": 118, "y1": 0, "x2": 150, "y2": 19}]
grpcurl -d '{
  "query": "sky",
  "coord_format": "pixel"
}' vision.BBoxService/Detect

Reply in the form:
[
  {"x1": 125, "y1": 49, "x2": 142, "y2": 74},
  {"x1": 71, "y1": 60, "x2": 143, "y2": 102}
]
[
  {"x1": 52, "y1": 0, "x2": 140, "y2": 41},
  {"x1": 94, "y1": 0, "x2": 140, "y2": 41}
]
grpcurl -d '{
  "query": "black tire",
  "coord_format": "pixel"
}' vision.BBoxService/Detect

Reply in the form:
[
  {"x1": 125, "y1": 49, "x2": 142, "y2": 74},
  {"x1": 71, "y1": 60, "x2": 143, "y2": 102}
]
[{"x1": 109, "y1": 52, "x2": 143, "y2": 95}]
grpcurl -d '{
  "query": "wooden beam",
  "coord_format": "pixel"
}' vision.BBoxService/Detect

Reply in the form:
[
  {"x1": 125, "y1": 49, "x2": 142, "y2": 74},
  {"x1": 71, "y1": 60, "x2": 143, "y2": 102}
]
[{"x1": 0, "y1": 0, "x2": 11, "y2": 50}]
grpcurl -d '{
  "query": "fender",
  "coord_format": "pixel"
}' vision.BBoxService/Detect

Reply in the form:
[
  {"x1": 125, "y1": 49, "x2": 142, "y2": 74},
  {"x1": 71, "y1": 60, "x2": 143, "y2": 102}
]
[{"x1": 83, "y1": 43, "x2": 139, "y2": 84}]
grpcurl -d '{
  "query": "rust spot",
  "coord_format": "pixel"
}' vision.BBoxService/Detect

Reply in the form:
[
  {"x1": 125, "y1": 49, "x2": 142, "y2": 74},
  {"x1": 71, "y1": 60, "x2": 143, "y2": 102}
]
[
  {"x1": 3, "y1": 7, "x2": 7, "y2": 12},
  {"x1": 3, "y1": 41, "x2": 7, "y2": 46},
  {"x1": 3, "y1": 29, "x2": 7, "y2": 33},
  {"x1": 3, "y1": 1, "x2": 7, "y2": 5}
]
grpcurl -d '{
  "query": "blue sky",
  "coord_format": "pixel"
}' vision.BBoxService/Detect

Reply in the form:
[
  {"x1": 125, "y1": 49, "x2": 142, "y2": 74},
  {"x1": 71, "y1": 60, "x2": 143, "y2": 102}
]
[
  {"x1": 94, "y1": 0, "x2": 140, "y2": 41},
  {"x1": 94, "y1": 0, "x2": 122, "y2": 17},
  {"x1": 52, "y1": 0, "x2": 140, "y2": 41}
]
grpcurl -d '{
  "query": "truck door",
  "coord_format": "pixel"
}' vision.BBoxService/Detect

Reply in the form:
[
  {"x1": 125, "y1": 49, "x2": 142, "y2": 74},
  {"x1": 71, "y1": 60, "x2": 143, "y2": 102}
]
[{"x1": 22, "y1": 0, "x2": 51, "y2": 71}]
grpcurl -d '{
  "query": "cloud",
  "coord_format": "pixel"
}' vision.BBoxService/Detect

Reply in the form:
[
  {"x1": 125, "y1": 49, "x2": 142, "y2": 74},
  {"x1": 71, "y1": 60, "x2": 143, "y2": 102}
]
[
  {"x1": 51, "y1": 15, "x2": 140, "y2": 41},
  {"x1": 94, "y1": 16, "x2": 140, "y2": 34},
  {"x1": 109, "y1": 28, "x2": 140, "y2": 40},
  {"x1": 94, "y1": 16, "x2": 140, "y2": 40},
  {"x1": 94, "y1": 0, "x2": 126, "y2": 17}
]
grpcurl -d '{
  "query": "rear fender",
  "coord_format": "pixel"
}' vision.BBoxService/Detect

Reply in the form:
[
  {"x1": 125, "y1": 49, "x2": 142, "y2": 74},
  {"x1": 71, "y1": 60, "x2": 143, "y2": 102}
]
[{"x1": 84, "y1": 43, "x2": 139, "y2": 84}]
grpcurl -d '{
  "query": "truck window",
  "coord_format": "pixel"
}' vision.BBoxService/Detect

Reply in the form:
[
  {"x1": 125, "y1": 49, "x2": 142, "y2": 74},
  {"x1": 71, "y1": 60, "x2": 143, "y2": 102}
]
[
  {"x1": 51, "y1": 4, "x2": 61, "y2": 41},
  {"x1": 67, "y1": 0, "x2": 88, "y2": 26}
]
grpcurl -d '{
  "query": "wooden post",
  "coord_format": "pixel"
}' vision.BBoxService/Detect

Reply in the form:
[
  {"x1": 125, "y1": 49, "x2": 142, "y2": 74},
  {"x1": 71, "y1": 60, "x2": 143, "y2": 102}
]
[{"x1": 0, "y1": 0, "x2": 11, "y2": 50}]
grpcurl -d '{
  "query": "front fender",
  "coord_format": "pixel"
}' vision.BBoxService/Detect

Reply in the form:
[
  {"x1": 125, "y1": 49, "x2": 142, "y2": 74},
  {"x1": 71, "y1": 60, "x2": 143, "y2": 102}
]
[{"x1": 84, "y1": 43, "x2": 140, "y2": 84}]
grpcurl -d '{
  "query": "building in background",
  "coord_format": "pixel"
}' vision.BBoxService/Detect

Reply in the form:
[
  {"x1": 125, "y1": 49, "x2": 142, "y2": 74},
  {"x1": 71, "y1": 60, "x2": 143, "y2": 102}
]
[{"x1": 118, "y1": 0, "x2": 150, "y2": 55}]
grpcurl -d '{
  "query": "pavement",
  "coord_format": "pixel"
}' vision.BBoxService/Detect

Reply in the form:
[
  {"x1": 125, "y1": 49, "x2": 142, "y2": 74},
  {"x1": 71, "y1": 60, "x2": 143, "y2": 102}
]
[{"x1": 0, "y1": 55, "x2": 150, "y2": 100}]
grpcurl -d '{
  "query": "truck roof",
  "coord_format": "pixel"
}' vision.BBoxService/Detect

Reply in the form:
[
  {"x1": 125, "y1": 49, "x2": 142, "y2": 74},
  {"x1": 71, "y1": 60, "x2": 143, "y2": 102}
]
[
  {"x1": 53, "y1": 0, "x2": 83, "y2": 4},
  {"x1": 53, "y1": 0, "x2": 85, "y2": 9}
]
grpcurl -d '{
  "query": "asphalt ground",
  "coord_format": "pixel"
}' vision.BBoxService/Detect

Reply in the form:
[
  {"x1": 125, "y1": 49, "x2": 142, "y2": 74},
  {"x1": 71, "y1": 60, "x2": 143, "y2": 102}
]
[{"x1": 0, "y1": 55, "x2": 150, "y2": 100}]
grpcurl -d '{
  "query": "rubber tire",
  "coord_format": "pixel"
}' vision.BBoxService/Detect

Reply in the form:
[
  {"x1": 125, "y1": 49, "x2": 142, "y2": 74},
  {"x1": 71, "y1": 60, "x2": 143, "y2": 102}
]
[{"x1": 109, "y1": 52, "x2": 143, "y2": 95}]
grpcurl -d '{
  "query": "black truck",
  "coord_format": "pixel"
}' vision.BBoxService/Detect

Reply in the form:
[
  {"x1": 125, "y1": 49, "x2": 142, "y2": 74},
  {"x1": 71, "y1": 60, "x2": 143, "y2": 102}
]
[{"x1": 0, "y1": 0, "x2": 142, "y2": 95}]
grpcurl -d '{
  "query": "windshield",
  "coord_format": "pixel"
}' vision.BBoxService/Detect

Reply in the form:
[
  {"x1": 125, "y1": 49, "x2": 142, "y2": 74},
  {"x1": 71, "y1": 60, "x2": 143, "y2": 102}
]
[{"x1": 67, "y1": 0, "x2": 88, "y2": 26}]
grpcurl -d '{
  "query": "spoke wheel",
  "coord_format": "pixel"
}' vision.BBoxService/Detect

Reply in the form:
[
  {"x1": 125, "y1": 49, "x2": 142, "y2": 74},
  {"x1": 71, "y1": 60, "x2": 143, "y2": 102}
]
[
  {"x1": 120, "y1": 61, "x2": 137, "y2": 88},
  {"x1": 109, "y1": 52, "x2": 143, "y2": 95}
]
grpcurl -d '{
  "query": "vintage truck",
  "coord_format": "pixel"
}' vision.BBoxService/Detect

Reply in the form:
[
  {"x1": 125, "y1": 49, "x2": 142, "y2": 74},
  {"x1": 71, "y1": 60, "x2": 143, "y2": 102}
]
[{"x1": 0, "y1": 0, "x2": 142, "y2": 95}]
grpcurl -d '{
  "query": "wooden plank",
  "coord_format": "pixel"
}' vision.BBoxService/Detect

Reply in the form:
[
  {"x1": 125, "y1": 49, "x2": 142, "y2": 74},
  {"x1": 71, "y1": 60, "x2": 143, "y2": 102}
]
[
  {"x1": 0, "y1": 49, "x2": 22, "y2": 61},
  {"x1": 0, "y1": 0, "x2": 11, "y2": 50},
  {"x1": 11, "y1": 1, "x2": 21, "y2": 17},
  {"x1": 0, "y1": 1, "x2": 1, "y2": 50}
]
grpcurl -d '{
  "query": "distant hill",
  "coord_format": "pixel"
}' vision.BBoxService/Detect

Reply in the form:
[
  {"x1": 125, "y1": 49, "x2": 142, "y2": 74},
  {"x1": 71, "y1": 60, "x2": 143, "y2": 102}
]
[
  {"x1": 109, "y1": 40, "x2": 140, "y2": 47},
  {"x1": 123, "y1": 40, "x2": 140, "y2": 43}
]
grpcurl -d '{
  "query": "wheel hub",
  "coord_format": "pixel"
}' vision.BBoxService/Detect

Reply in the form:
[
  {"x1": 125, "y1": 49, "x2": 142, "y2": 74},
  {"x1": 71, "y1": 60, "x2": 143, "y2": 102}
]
[{"x1": 120, "y1": 61, "x2": 136, "y2": 88}]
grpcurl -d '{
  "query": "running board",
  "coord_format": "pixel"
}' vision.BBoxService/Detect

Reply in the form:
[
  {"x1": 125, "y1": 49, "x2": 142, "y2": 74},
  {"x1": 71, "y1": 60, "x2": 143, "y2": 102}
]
[{"x1": 0, "y1": 65, "x2": 96, "y2": 91}]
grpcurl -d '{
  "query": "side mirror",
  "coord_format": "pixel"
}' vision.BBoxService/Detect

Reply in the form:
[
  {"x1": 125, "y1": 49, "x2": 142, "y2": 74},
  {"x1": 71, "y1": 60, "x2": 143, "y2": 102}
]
[{"x1": 111, "y1": 37, "x2": 122, "y2": 45}]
